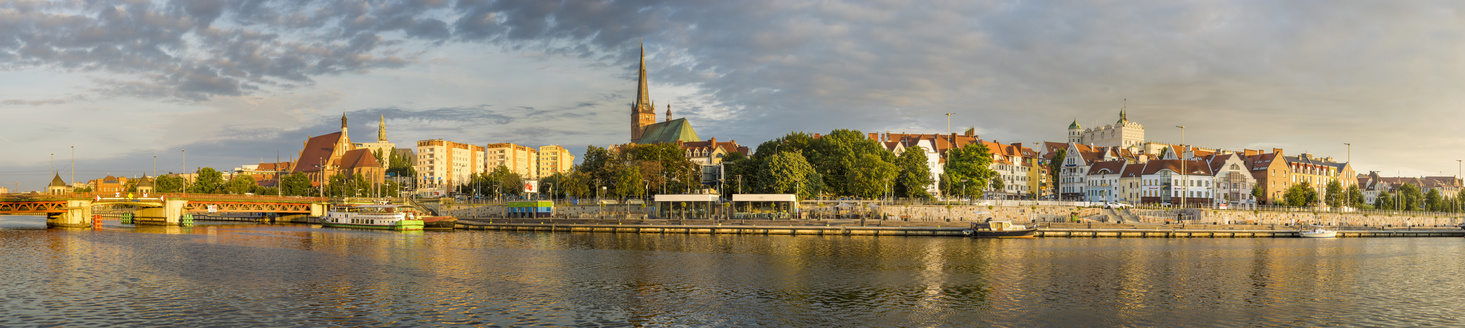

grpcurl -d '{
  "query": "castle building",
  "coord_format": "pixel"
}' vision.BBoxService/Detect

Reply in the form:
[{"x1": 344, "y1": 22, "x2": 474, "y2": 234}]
[{"x1": 1068, "y1": 105, "x2": 1145, "y2": 151}]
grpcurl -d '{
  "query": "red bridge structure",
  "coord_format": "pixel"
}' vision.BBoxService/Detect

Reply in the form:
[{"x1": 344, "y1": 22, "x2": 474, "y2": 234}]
[{"x1": 0, "y1": 193, "x2": 330, "y2": 228}]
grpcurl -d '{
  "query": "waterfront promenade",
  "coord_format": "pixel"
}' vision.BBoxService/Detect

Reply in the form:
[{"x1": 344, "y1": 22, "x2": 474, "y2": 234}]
[{"x1": 454, "y1": 217, "x2": 1465, "y2": 238}]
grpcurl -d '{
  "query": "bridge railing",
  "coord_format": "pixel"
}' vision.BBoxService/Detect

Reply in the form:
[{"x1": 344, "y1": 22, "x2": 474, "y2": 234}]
[{"x1": 2, "y1": 192, "x2": 329, "y2": 203}]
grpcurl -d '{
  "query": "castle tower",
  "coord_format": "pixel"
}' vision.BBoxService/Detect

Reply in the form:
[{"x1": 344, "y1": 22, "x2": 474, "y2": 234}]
[
  {"x1": 1067, "y1": 119, "x2": 1083, "y2": 144},
  {"x1": 630, "y1": 41, "x2": 657, "y2": 143},
  {"x1": 377, "y1": 114, "x2": 387, "y2": 143}
]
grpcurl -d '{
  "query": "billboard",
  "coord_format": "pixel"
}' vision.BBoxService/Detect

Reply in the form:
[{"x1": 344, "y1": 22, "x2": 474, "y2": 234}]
[{"x1": 524, "y1": 180, "x2": 539, "y2": 193}]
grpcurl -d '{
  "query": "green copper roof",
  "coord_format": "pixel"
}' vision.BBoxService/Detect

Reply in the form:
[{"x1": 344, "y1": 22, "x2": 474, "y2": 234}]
[
  {"x1": 637, "y1": 118, "x2": 701, "y2": 144},
  {"x1": 1068, "y1": 119, "x2": 1081, "y2": 129}
]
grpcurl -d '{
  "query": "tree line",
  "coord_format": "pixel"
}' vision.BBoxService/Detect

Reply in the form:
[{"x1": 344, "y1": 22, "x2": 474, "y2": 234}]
[
  {"x1": 144, "y1": 167, "x2": 400, "y2": 197},
  {"x1": 534, "y1": 129, "x2": 997, "y2": 201},
  {"x1": 1260, "y1": 179, "x2": 1465, "y2": 212}
]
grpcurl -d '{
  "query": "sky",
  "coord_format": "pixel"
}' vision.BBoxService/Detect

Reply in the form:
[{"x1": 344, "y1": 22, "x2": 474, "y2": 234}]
[{"x1": 4, "y1": 0, "x2": 1465, "y2": 192}]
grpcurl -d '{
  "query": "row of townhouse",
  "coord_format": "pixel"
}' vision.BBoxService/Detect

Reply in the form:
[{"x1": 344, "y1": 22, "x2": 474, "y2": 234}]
[
  {"x1": 415, "y1": 139, "x2": 576, "y2": 191},
  {"x1": 1080, "y1": 154, "x2": 1256, "y2": 206},
  {"x1": 870, "y1": 131, "x2": 1061, "y2": 199},
  {"x1": 1063, "y1": 143, "x2": 1360, "y2": 206},
  {"x1": 1357, "y1": 172, "x2": 1462, "y2": 206}
]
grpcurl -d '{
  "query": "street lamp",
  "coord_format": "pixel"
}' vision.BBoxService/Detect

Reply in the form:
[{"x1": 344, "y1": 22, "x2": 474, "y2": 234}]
[{"x1": 1176, "y1": 125, "x2": 1185, "y2": 209}]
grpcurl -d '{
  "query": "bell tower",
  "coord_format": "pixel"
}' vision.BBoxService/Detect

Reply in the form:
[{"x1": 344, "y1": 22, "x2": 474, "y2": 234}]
[{"x1": 630, "y1": 41, "x2": 657, "y2": 143}]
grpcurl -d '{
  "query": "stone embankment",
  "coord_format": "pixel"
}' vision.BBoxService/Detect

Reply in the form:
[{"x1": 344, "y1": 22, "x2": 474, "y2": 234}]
[{"x1": 443, "y1": 203, "x2": 1464, "y2": 228}]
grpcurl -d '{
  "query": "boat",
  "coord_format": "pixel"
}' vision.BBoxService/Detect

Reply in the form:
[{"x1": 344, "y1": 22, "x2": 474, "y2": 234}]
[
  {"x1": 1298, "y1": 225, "x2": 1337, "y2": 238},
  {"x1": 963, "y1": 220, "x2": 1038, "y2": 238},
  {"x1": 322, "y1": 204, "x2": 425, "y2": 230}
]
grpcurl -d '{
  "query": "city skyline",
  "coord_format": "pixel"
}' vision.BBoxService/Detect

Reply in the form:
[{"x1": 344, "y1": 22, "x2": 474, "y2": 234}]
[{"x1": 4, "y1": 1, "x2": 1465, "y2": 191}]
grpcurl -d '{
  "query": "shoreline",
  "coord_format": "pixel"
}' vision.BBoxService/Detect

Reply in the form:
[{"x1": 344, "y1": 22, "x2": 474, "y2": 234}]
[{"x1": 454, "y1": 218, "x2": 1465, "y2": 238}]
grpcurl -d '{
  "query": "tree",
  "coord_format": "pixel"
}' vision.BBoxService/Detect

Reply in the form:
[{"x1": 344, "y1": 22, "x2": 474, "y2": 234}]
[
  {"x1": 846, "y1": 153, "x2": 899, "y2": 199},
  {"x1": 224, "y1": 175, "x2": 257, "y2": 194},
  {"x1": 280, "y1": 173, "x2": 314, "y2": 196},
  {"x1": 944, "y1": 143, "x2": 995, "y2": 200},
  {"x1": 893, "y1": 148, "x2": 934, "y2": 199},
  {"x1": 1375, "y1": 190, "x2": 1393, "y2": 210},
  {"x1": 154, "y1": 175, "x2": 185, "y2": 193},
  {"x1": 1346, "y1": 184, "x2": 1364, "y2": 208},
  {"x1": 1324, "y1": 180, "x2": 1344, "y2": 207},
  {"x1": 188, "y1": 167, "x2": 225, "y2": 193},
  {"x1": 758, "y1": 151, "x2": 819, "y2": 199},
  {"x1": 1398, "y1": 183, "x2": 1423, "y2": 211},
  {"x1": 1425, "y1": 188, "x2": 1444, "y2": 212},
  {"x1": 1047, "y1": 148, "x2": 1067, "y2": 199},
  {"x1": 385, "y1": 149, "x2": 416, "y2": 178},
  {"x1": 1251, "y1": 184, "x2": 1264, "y2": 203},
  {"x1": 989, "y1": 174, "x2": 1005, "y2": 196},
  {"x1": 1284, "y1": 183, "x2": 1317, "y2": 207}
]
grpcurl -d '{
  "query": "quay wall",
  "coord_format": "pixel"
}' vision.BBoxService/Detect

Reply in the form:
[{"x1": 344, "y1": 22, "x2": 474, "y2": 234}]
[{"x1": 443, "y1": 203, "x2": 1464, "y2": 228}]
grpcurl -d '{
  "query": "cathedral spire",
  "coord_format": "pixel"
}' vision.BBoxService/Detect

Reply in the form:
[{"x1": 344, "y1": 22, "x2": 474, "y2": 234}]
[
  {"x1": 634, "y1": 40, "x2": 651, "y2": 113},
  {"x1": 377, "y1": 114, "x2": 387, "y2": 142}
]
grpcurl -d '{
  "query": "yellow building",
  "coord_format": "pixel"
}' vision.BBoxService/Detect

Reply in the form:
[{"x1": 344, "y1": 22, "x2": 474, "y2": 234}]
[
  {"x1": 486, "y1": 143, "x2": 538, "y2": 180},
  {"x1": 416, "y1": 139, "x2": 484, "y2": 190},
  {"x1": 538, "y1": 145, "x2": 575, "y2": 178}
]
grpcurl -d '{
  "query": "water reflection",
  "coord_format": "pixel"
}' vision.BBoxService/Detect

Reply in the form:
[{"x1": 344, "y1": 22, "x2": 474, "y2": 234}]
[{"x1": 1, "y1": 220, "x2": 1464, "y2": 326}]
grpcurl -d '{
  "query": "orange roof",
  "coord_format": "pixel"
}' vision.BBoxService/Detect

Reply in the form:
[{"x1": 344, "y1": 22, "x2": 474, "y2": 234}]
[{"x1": 293, "y1": 132, "x2": 343, "y2": 173}]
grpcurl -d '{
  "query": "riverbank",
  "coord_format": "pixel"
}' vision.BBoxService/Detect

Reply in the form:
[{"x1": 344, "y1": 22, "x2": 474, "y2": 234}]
[{"x1": 455, "y1": 218, "x2": 1465, "y2": 238}]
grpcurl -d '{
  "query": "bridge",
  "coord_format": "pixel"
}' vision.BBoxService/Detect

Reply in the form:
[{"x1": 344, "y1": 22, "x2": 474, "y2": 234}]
[{"x1": 0, "y1": 193, "x2": 331, "y2": 228}]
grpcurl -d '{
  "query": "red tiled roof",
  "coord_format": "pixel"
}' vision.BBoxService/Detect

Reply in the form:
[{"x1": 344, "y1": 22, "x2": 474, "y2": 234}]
[
  {"x1": 338, "y1": 149, "x2": 382, "y2": 170},
  {"x1": 1087, "y1": 160, "x2": 1125, "y2": 175},
  {"x1": 293, "y1": 132, "x2": 343, "y2": 173},
  {"x1": 1140, "y1": 159, "x2": 1212, "y2": 176}
]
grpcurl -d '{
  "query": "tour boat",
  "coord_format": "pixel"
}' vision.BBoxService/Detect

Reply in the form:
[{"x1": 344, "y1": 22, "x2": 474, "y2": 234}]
[
  {"x1": 323, "y1": 204, "x2": 424, "y2": 230},
  {"x1": 1298, "y1": 226, "x2": 1337, "y2": 238},
  {"x1": 963, "y1": 220, "x2": 1038, "y2": 238}
]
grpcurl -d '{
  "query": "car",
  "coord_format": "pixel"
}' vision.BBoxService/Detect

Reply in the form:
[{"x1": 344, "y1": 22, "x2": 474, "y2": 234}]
[{"x1": 1104, "y1": 202, "x2": 1131, "y2": 209}]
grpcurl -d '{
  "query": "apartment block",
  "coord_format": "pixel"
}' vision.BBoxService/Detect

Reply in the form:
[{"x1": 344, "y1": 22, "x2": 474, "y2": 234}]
[
  {"x1": 486, "y1": 143, "x2": 538, "y2": 180},
  {"x1": 416, "y1": 139, "x2": 484, "y2": 190},
  {"x1": 538, "y1": 145, "x2": 575, "y2": 178}
]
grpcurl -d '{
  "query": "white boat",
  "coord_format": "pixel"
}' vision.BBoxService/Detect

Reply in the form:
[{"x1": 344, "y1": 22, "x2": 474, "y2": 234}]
[
  {"x1": 323, "y1": 204, "x2": 424, "y2": 230},
  {"x1": 1298, "y1": 226, "x2": 1337, "y2": 238}
]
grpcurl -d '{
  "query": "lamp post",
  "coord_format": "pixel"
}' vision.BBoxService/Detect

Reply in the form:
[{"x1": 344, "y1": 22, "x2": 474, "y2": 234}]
[
  {"x1": 1176, "y1": 125, "x2": 1185, "y2": 209},
  {"x1": 70, "y1": 146, "x2": 74, "y2": 190},
  {"x1": 182, "y1": 149, "x2": 188, "y2": 195}
]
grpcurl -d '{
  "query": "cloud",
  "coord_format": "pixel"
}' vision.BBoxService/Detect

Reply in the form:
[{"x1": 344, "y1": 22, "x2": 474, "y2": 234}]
[
  {"x1": 4, "y1": 1, "x2": 1465, "y2": 176},
  {"x1": 1, "y1": 98, "x2": 67, "y2": 106}
]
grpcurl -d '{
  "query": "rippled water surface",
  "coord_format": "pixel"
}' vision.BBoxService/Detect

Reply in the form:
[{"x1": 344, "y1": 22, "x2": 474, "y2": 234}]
[{"x1": 2, "y1": 215, "x2": 1463, "y2": 326}]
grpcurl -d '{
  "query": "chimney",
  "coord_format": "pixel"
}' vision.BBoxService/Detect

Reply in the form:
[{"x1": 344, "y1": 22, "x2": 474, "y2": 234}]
[
  {"x1": 709, "y1": 136, "x2": 716, "y2": 144},
  {"x1": 869, "y1": 132, "x2": 879, "y2": 141},
  {"x1": 1272, "y1": 148, "x2": 1283, "y2": 156},
  {"x1": 1244, "y1": 149, "x2": 1258, "y2": 156}
]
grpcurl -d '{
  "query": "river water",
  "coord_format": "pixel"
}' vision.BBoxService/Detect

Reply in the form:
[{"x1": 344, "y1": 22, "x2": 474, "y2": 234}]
[{"x1": 2, "y1": 215, "x2": 1462, "y2": 326}]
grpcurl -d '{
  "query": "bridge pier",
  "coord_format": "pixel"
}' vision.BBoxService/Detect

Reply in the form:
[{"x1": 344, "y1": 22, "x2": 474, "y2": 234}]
[
  {"x1": 46, "y1": 200, "x2": 94, "y2": 228},
  {"x1": 130, "y1": 200, "x2": 190, "y2": 226}
]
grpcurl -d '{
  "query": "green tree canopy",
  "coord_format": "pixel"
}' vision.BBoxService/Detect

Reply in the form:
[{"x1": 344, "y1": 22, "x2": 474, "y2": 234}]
[
  {"x1": 223, "y1": 175, "x2": 256, "y2": 194},
  {"x1": 1425, "y1": 188, "x2": 1444, "y2": 212},
  {"x1": 1284, "y1": 183, "x2": 1317, "y2": 207},
  {"x1": 894, "y1": 147, "x2": 934, "y2": 199},
  {"x1": 1398, "y1": 183, "x2": 1423, "y2": 211},
  {"x1": 154, "y1": 175, "x2": 185, "y2": 193},
  {"x1": 846, "y1": 153, "x2": 899, "y2": 199},
  {"x1": 1324, "y1": 179, "x2": 1344, "y2": 207},
  {"x1": 944, "y1": 143, "x2": 995, "y2": 199},
  {"x1": 280, "y1": 173, "x2": 314, "y2": 196},
  {"x1": 1047, "y1": 148, "x2": 1066, "y2": 198},
  {"x1": 758, "y1": 151, "x2": 819, "y2": 199},
  {"x1": 188, "y1": 167, "x2": 225, "y2": 193},
  {"x1": 1345, "y1": 184, "x2": 1364, "y2": 208}
]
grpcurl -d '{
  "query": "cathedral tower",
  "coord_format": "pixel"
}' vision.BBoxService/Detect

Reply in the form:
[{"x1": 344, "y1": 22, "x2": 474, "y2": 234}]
[
  {"x1": 378, "y1": 114, "x2": 387, "y2": 143},
  {"x1": 630, "y1": 42, "x2": 657, "y2": 143}
]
